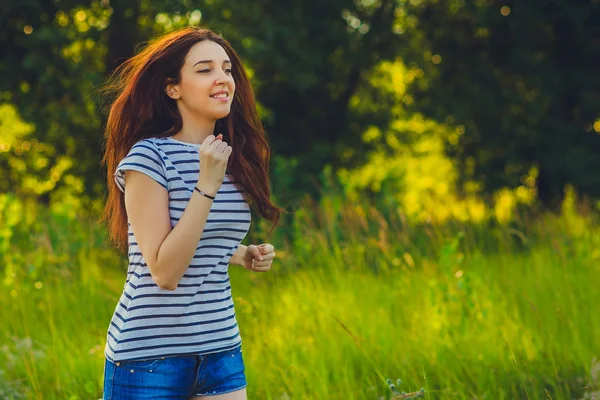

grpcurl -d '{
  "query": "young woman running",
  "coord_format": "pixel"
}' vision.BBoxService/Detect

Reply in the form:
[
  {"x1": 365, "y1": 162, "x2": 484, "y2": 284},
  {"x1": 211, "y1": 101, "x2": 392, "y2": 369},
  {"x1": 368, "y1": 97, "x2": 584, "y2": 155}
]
[{"x1": 100, "y1": 26, "x2": 282, "y2": 399}]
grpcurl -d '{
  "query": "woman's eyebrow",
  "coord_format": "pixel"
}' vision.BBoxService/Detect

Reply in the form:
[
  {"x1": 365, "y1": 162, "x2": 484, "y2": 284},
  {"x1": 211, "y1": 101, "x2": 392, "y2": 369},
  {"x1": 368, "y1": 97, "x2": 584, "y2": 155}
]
[{"x1": 193, "y1": 60, "x2": 232, "y2": 67}]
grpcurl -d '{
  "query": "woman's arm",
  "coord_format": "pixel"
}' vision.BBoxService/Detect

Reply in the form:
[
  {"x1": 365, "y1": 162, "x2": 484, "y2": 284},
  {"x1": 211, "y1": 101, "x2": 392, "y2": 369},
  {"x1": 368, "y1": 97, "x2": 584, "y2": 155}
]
[
  {"x1": 229, "y1": 244, "x2": 248, "y2": 266},
  {"x1": 124, "y1": 170, "x2": 219, "y2": 290}
]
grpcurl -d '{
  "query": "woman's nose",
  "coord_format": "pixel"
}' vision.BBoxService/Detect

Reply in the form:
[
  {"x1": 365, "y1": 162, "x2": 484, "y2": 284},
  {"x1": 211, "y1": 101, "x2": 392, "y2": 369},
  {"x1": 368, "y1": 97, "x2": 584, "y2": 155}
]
[{"x1": 215, "y1": 72, "x2": 230, "y2": 85}]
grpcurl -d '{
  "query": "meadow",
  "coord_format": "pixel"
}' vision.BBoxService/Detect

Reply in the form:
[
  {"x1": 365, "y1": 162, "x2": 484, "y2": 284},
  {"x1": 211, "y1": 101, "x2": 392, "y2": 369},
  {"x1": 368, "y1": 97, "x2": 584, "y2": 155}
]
[{"x1": 1, "y1": 190, "x2": 599, "y2": 399}]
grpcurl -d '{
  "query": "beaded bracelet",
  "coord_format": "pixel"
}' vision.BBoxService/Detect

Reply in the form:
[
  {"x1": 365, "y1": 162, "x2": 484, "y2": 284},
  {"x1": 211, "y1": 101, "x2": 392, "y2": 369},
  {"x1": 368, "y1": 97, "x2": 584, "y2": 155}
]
[{"x1": 194, "y1": 187, "x2": 216, "y2": 200}]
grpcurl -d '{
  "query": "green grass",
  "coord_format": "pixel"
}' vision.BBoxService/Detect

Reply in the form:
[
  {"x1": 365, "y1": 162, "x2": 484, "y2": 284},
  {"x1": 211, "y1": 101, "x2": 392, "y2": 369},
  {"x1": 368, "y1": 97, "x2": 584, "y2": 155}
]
[{"x1": 1, "y1": 193, "x2": 599, "y2": 399}]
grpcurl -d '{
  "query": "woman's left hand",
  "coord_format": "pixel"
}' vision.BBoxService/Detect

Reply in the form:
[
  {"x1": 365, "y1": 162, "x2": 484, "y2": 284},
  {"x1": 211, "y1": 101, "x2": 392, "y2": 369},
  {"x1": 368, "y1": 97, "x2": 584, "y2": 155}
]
[{"x1": 243, "y1": 243, "x2": 276, "y2": 272}]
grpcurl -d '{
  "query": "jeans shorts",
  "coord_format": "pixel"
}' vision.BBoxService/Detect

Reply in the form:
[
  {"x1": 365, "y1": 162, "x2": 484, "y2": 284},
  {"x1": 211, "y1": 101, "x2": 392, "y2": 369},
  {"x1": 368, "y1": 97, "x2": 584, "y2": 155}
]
[{"x1": 102, "y1": 345, "x2": 246, "y2": 399}]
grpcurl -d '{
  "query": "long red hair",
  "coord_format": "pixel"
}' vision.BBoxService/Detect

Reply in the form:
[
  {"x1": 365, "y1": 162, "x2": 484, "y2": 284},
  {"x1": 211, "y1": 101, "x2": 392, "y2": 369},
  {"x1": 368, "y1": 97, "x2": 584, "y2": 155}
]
[{"x1": 100, "y1": 27, "x2": 283, "y2": 252}]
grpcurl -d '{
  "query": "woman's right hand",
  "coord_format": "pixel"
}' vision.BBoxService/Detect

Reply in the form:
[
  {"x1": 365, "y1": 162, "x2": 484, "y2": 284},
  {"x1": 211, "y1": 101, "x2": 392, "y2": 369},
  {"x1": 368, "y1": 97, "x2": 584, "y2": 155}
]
[{"x1": 196, "y1": 133, "x2": 232, "y2": 196}]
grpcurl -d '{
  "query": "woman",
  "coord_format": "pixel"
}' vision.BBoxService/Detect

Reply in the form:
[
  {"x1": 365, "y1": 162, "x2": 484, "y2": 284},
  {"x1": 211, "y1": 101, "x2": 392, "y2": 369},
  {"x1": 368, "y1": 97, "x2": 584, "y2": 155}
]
[{"x1": 100, "y1": 26, "x2": 282, "y2": 399}]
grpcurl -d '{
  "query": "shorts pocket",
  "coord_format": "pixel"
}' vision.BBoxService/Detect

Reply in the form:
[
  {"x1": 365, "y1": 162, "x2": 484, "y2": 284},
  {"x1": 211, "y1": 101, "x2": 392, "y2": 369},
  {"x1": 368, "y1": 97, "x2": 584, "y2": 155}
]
[{"x1": 117, "y1": 357, "x2": 165, "y2": 370}]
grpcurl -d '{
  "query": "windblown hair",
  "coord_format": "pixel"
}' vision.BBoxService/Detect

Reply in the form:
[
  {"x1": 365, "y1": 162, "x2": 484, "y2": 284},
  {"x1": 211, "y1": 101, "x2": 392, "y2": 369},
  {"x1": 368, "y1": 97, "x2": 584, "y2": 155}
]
[{"x1": 100, "y1": 26, "x2": 283, "y2": 252}]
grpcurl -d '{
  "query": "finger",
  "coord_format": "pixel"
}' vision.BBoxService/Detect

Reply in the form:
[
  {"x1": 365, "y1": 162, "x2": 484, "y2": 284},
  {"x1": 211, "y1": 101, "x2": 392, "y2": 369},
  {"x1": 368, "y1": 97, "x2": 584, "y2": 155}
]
[
  {"x1": 258, "y1": 244, "x2": 274, "y2": 254},
  {"x1": 203, "y1": 135, "x2": 218, "y2": 146},
  {"x1": 214, "y1": 141, "x2": 229, "y2": 152},
  {"x1": 256, "y1": 252, "x2": 276, "y2": 260},
  {"x1": 252, "y1": 259, "x2": 272, "y2": 268},
  {"x1": 211, "y1": 138, "x2": 227, "y2": 149},
  {"x1": 251, "y1": 246, "x2": 263, "y2": 261},
  {"x1": 251, "y1": 262, "x2": 271, "y2": 271}
]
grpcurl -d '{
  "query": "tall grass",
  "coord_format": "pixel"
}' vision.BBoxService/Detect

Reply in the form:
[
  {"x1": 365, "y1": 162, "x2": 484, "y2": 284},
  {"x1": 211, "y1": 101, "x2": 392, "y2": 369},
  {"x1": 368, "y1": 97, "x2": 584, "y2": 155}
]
[{"x1": 1, "y1": 191, "x2": 598, "y2": 399}]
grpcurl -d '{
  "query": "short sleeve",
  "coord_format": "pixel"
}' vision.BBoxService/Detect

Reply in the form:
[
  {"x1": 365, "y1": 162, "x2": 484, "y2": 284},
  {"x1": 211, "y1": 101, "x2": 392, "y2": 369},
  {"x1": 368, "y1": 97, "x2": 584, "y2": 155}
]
[{"x1": 114, "y1": 140, "x2": 168, "y2": 193}]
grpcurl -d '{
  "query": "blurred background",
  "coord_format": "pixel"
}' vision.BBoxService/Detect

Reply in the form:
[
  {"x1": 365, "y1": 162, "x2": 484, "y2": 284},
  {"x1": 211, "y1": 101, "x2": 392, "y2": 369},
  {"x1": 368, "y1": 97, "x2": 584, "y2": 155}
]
[{"x1": 1, "y1": 1, "x2": 599, "y2": 399}]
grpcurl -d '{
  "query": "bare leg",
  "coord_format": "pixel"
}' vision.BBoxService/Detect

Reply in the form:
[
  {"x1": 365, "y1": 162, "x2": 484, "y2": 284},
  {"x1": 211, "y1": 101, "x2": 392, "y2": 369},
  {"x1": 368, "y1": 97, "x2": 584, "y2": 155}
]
[{"x1": 190, "y1": 387, "x2": 247, "y2": 400}]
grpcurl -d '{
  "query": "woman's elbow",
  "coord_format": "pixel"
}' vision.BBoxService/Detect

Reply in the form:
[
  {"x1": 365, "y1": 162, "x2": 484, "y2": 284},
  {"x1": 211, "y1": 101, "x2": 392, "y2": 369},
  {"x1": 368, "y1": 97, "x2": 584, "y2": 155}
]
[
  {"x1": 149, "y1": 265, "x2": 178, "y2": 291},
  {"x1": 156, "y1": 278, "x2": 178, "y2": 291}
]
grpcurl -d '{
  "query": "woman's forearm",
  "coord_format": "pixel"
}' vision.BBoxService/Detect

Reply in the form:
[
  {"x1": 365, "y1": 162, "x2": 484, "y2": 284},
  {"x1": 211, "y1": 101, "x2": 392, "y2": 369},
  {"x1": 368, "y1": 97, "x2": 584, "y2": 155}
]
[
  {"x1": 229, "y1": 244, "x2": 247, "y2": 266},
  {"x1": 154, "y1": 185, "x2": 217, "y2": 290}
]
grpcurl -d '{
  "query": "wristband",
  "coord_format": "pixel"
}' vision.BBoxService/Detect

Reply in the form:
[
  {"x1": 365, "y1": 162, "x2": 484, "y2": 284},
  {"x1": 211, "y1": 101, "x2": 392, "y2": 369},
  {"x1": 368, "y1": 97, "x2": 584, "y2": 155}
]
[{"x1": 194, "y1": 187, "x2": 216, "y2": 200}]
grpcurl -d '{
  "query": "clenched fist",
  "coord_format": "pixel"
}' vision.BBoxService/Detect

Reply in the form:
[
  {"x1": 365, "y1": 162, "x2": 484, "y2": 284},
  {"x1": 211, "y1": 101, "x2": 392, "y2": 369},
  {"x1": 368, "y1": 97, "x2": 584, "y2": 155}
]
[{"x1": 243, "y1": 243, "x2": 276, "y2": 272}]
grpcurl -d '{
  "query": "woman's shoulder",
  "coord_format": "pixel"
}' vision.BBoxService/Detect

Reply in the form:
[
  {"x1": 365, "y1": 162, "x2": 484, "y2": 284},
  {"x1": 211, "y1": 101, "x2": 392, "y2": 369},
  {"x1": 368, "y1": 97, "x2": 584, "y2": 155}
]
[
  {"x1": 131, "y1": 136, "x2": 163, "y2": 149},
  {"x1": 128, "y1": 137, "x2": 173, "y2": 158},
  {"x1": 126, "y1": 137, "x2": 163, "y2": 157}
]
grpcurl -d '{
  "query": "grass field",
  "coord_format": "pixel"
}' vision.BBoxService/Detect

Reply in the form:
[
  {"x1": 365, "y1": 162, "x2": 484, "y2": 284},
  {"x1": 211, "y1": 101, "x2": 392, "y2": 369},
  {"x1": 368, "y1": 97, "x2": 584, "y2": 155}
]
[{"x1": 1, "y1": 193, "x2": 599, "y2": 399}]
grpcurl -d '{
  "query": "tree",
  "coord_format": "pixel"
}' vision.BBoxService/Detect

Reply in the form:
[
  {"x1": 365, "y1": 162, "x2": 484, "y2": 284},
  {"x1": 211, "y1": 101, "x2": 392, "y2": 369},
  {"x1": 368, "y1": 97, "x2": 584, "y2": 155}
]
[
  {"x1": 186, "y1": 0, "x2": 402, "y2": 203},
  {"x1": 0, "y1": 0, "x2": 405, "y2": 206},
  {"x1": 398, "y1": 0, "x2": 600, "y2": 209}
]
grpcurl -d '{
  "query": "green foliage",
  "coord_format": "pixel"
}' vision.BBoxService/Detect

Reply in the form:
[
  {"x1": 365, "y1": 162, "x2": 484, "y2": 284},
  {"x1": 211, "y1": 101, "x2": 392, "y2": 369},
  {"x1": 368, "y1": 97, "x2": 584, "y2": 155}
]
[
  {"x1": 398, "y1": 0, "x2": 600, "y2": 208},
  {"x1": 0, "y1": 193, "x2": 121, "y2": 289},
  {"x1": 3, "y1": 0, "x2": 599, "y2": 211},
  {"x1": 3, "y1": 3, "x2": 600, "y2": 397},
  {"x1": 1, "y1": 2, "x2": 109, "y2": 197},
  {"x1": 1, "y1": 0, "x2": 406, "y2": 206},
  {"x1": 1, "y1": 188, "x2": 599, "y2": 398},
  {"x1": 0, "y1": 104, "x2": 90, "y2": 210}
]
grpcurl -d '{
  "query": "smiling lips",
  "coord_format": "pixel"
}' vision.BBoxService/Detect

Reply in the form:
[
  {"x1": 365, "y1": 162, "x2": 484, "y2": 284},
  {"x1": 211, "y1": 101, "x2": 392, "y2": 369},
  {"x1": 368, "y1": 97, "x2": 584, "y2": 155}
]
[{"x1": 210, "y1": 92, "x2": 229, "y2": 102}]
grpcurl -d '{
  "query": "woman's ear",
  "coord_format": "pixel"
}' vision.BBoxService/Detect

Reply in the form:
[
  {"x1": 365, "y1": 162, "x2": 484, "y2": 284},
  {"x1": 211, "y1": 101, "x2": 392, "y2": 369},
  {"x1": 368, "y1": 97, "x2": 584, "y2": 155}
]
[{"x1": 165, "y1": 79, "x2": 180, "y2": 100}]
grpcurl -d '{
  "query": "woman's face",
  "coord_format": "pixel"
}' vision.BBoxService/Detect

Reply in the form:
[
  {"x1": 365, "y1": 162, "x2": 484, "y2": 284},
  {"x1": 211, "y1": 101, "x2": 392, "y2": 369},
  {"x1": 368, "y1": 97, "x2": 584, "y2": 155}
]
[{"x1": 166, "y1": 40, "x2": 235, "y2": 121}]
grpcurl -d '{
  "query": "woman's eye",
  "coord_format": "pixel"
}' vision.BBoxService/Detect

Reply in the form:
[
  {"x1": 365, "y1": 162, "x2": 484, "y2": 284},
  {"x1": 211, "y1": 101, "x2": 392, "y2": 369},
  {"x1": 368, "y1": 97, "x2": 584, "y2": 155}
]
[{"x1": 198, "y1": 69, "x2": 232, "y2": 74}]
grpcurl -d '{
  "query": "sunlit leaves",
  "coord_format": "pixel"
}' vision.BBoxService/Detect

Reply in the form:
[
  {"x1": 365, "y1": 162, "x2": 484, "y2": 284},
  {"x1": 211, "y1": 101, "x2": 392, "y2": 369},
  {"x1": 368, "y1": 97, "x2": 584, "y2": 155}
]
[
  {"x1": 396, "y1": 0, "x2": 600, "y2": 207},
  {"x1": 0, "y1": 104, "x2": 34, "y2": 147},
  {"x1": 56, "y1": 10, "x2": 69, "y2": 27},
  {"x1": 340, "y1": 57, "x2": 538, "y2": 225},
  {"x1": 0, "y1": 105, "x2": 84, "y2": 212},
  {"x1": 155, "y1": 11, "x2": 203, "y2": 30}
]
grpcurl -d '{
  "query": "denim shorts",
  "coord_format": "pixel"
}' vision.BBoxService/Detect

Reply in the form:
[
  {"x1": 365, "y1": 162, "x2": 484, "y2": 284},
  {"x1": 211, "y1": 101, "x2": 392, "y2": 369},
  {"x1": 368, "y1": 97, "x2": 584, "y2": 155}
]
[{"x1": 102, "y1": 345, "x2": 246, "y2": 399}]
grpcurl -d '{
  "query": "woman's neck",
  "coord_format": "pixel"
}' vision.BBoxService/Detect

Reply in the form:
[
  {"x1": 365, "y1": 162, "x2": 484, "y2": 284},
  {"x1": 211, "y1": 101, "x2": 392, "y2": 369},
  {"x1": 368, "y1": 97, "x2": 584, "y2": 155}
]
[{"x1": 172, "y1": 114, "x2": 217, "y2": 145}]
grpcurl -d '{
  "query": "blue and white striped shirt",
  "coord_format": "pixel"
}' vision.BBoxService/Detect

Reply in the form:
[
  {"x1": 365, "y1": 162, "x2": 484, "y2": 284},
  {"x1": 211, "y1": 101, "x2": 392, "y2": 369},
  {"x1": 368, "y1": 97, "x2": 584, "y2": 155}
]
[{"x1": 104, "y1": 136, "x2": 251, "y2": 362}]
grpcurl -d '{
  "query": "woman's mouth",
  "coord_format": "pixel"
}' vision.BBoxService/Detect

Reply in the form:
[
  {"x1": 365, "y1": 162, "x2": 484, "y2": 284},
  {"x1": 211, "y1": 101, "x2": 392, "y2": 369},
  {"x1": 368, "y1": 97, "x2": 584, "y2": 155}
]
[{"x1": 210, "y1": 93, "x2": 229, "y2": 103}]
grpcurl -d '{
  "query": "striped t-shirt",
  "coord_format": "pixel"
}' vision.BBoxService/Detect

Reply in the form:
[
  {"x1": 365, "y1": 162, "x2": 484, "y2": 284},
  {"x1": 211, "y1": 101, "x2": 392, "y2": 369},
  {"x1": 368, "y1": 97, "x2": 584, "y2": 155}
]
[{"x1": 104, "y1": 136, "x2": 251, "y2": 362}]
